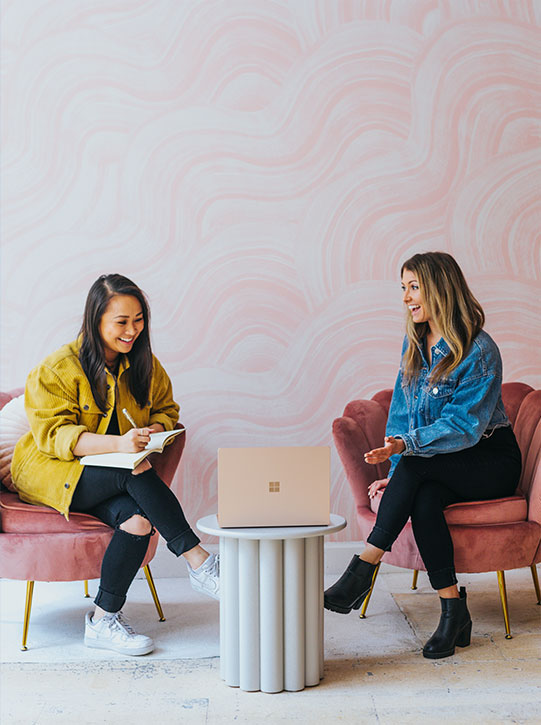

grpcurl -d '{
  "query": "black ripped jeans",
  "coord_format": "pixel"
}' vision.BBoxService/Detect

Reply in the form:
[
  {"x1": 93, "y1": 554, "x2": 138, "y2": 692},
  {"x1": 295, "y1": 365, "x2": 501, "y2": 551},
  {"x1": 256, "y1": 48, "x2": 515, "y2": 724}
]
[
  {"x1": 366, "y1": 426, "x2": 521, "y2": 590},
  {"x1": 70, "y1": 466, "x2": 200, "y2": 612}
]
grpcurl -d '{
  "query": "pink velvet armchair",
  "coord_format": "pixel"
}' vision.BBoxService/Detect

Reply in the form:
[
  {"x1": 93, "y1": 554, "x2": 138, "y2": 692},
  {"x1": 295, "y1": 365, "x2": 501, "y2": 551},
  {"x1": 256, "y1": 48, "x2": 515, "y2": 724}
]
[
  {"x1": 332, "y1": 382, "x2": 541, "y2": 638},
  {"x1": 0, "y1": 388, "x2": 186, "y2": 650}
]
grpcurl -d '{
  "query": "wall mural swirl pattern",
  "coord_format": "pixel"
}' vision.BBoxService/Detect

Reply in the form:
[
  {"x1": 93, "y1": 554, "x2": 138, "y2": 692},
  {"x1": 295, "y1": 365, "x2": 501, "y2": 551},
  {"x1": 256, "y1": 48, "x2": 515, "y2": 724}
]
[{"x1": 2, "y1": 1, "x2": 539, "y2": 539}]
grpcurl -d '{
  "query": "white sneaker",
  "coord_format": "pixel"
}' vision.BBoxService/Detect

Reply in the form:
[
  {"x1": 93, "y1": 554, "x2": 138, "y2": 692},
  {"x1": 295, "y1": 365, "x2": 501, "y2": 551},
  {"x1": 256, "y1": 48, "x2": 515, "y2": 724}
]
[
  {"x1": 84, "y1": 611, "x2": 154, "y2": 656},
  {"x1": 188, "y1": 553, "x2": 220, "y2": 600}
]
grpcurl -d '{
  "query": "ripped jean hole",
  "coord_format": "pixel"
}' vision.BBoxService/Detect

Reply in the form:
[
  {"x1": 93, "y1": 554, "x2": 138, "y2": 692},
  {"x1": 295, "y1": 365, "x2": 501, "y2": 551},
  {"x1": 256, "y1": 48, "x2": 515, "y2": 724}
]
[{"x1": 116, "y1": 524, "x2": 152, "y2": 541}]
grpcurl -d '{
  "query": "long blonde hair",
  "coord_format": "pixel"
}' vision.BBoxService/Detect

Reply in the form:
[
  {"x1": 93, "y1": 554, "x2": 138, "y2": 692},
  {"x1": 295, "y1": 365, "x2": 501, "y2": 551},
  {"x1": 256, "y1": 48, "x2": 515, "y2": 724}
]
[{"x1": 401, "y1": 252, "x2": 485, "y2": 384}]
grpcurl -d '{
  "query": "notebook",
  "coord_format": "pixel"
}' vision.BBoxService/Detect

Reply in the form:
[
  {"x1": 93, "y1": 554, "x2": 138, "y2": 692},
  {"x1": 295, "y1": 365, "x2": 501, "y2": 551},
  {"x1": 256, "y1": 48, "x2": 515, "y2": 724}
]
[{"x1": 217, "y1": 446, "x2": 330, "y2": 527}]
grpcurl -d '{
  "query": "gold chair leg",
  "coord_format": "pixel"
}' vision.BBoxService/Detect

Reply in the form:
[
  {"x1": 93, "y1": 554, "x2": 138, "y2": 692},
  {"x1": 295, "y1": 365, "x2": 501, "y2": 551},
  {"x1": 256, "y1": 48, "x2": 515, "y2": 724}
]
[
  {"x1": 21, "y1": 581, "x2": 35, "y2": 651},
  {"x1": 144, "y1": 564, "x2": 165, "y2": 621},
  {"x1": 359, "y1": 562, "x2": 381, "y2": 619},
  {"x1": 497, "y1": 570, "x2": 512, "y2": 639},
  {"x1": 531, "y1": 564, "x2": 541, "y2": 605},
  {"x1": 84, "y1": 580, "x2": 90, "y2": 598},
  {"x1": 411, "y1": 569, "x2": 419, "y2": 590}
]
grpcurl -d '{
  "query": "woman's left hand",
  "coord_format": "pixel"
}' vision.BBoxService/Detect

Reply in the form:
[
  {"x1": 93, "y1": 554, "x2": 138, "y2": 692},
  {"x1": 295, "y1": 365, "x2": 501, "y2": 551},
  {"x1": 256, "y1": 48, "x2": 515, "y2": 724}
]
[
  {"x1": 364, "y1": 436, "x2": 405, "y2": 464},
  {"x1": 132, "y1": 459, "x2": 152, "y2": 476},
  {"x1": 368, "y1": 478, "x2": 389, "y2": 499}
]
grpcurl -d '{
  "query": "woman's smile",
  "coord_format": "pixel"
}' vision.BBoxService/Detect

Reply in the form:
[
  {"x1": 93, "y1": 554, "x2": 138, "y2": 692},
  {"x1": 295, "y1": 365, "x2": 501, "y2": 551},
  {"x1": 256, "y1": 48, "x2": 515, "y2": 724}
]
[
  {"x1": 402, "y1": 270, "x2": 429, "y2": 324},
  {"x1": 99, "y1": 295, "x2": 145, "y2": 363}
]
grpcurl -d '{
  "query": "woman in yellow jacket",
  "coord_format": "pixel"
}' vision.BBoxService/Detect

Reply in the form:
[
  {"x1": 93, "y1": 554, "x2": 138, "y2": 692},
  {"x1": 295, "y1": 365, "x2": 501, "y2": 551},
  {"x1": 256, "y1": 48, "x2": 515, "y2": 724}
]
[{"x1": 12, "y1": 274, "x2": 218, "y2": 656}]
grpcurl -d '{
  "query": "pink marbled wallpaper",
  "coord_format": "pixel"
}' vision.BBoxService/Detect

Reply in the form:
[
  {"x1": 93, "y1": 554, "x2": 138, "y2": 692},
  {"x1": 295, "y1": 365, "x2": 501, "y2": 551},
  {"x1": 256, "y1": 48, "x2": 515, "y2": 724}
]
[{"x1": 2, "y1": 1, "x2": 540, "y2": 540}]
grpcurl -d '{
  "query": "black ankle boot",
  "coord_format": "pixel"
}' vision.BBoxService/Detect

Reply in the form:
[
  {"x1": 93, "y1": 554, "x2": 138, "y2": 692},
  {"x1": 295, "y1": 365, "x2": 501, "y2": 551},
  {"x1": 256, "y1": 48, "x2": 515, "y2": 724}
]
[
  {"x1": 324, "y1": 556, "x2": 377, "y2": 614},
  {"x1": 423, "y1": 586, "x2": 472, "y2": 659}
]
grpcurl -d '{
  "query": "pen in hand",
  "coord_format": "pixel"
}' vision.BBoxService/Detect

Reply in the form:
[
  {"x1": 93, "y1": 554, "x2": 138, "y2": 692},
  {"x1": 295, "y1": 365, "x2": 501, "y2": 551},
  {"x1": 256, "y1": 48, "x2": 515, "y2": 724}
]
[
  {"x1": 121, "y1": 408, "x2": 152, "y2": 472},
  {"x1": 122, "y1": 407, "x2": 152, "y2": 454},
  {"x1": 122, "y1": 408, "x2": 137, "y2": 428},
  {"x1": 122, "y1": 408, "x2": 156, "y2": 440}
]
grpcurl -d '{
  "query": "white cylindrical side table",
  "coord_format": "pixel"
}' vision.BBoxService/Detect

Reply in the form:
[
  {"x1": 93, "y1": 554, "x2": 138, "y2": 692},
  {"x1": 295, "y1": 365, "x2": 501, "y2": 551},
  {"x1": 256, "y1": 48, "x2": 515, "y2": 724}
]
[{"x1": 196, "y1": 514, "x2": 346, "y2": 693}]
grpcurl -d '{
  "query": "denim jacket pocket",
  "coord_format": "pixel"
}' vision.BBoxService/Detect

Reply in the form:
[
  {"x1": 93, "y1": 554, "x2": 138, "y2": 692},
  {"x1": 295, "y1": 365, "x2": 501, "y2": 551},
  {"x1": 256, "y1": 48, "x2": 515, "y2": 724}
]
[{"x1": 423, "y1": 381, "x2": 455, "y2": 424}]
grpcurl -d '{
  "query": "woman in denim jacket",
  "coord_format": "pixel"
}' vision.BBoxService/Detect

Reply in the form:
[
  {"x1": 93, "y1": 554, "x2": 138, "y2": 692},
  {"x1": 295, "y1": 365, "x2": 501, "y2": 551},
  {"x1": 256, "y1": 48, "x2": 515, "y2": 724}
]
[{"x1": 324, "y1": 252, "x2": 521, "y2": 659}]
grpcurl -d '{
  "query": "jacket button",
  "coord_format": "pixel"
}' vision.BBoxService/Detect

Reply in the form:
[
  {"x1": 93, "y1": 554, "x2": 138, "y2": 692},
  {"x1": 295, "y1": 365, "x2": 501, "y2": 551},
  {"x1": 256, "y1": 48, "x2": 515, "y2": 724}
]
[
  {"x1": 106, "y1": 385, "x2": 111, "y2": 390},
  {"x1": 83, "y1": 405, "x2": 89, "y2": 410},
  {"x1": 64, "y1": 483, "x2": 70, "y2": 489},
  {"x1": 433, "y1": 387, "x2": 439, "y2": 394}
]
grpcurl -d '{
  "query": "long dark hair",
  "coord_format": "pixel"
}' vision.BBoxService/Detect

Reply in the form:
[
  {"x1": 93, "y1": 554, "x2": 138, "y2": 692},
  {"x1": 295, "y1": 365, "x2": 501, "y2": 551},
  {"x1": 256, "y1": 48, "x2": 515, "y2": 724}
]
[
  {"x1": 401, "y1": 252, "x2": 485, "y2": 384},
  {"x1": 79, "y1": 274, "x2": 153, "y2": 413}
]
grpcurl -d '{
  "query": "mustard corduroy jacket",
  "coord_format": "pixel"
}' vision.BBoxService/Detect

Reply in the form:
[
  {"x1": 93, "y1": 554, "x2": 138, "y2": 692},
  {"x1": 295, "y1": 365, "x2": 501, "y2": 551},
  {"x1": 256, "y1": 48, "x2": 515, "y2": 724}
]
[{"x1": 12, "y1": 339, "x2": 179, "y2": 517}]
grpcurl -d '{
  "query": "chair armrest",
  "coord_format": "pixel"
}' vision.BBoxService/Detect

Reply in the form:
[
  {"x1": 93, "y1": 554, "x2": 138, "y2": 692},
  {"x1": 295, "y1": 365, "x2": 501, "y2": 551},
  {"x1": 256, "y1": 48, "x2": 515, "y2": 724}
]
[
  {"x1": 148, "y1": 423, "x2": 186, "y2": 488},
  {"x1": 333, "y1": 399, "x2": 389, "y2": 510},
  {"x1": 0, "y1": 388, "x2": 25, "y2": 410},
  {"x1": 514, "y1": 390, "x2": 541, "y2": 527}
]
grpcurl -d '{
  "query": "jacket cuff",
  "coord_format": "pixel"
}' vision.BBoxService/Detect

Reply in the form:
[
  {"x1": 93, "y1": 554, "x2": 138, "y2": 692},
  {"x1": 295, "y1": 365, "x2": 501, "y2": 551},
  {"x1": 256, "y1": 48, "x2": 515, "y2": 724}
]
[
  {"x1": 149, "y1": 414, "x2": 175, "y2": 431},
  {"x1": 396, "y1": 433, "x2": 414, "y2": 456},
  {"x1": 55, "y1": 424, "x2": 88, "y2": 461}
]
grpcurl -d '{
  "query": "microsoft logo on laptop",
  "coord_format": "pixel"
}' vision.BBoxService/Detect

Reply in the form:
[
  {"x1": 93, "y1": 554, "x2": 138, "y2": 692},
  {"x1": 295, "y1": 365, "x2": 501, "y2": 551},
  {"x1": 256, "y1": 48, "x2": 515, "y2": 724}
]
[{"x1": 268, "y1": 481, "x2": 280, "y2": 493}]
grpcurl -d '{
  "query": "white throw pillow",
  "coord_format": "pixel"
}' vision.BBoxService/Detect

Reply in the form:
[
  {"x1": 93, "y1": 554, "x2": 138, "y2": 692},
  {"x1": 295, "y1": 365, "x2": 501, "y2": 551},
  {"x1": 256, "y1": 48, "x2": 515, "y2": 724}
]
[{"x1": 0, "y1": 395, "x2": 30, "y2": 491}]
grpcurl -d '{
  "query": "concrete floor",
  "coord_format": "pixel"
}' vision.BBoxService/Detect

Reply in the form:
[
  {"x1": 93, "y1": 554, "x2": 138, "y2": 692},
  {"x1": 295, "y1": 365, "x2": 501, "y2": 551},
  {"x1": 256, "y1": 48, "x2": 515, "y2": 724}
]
[{"x1": 1, "y1": 565, "x2": 540, "y2": 724}]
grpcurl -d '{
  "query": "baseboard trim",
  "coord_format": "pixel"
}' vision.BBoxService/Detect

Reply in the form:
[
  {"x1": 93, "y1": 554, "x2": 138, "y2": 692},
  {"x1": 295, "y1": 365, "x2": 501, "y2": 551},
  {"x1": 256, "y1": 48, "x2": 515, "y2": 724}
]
[{"x1": 137, "y1": 539, "x2": 363, "y2": 579}]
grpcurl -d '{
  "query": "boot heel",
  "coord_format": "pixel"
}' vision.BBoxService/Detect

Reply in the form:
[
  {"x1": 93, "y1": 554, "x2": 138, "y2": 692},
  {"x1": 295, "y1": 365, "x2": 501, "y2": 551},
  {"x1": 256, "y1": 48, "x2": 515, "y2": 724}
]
[
  {"x1": 423, "y1": 589, "x2": 472, "y2": 659},
  {"x1": 455, "y1": 620, "x2": 472, "y2": 648},
  {"x1": 351, "y1": 595, "x2": 364, "y2": 610},
  {"x1": 324, "y1": 557, "x2": 377, "y2": 615}
]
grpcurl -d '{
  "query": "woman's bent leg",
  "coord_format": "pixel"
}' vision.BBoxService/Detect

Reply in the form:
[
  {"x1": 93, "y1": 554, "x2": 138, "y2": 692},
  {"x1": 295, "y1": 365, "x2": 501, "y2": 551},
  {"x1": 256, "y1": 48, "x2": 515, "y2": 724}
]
[
  {"x1": 95, "y1": 528, "x2": 152, "y2": 612},
  {"x1": 366, "y1": 455, "x2": 426, "y2": 552},
  {"x1": 367, "y1": 427, "x2": 520, "y2": 575},
  {"x1": 73, "y1": 491, "x2": 154, "y2": 612},
  {"x1": 72, "y1": 466, "x2": 224, "y2": 604},
  {"x1": 125, "y1": 469, "x2": 201, "y2": 555},
  {"x1": 71, "y1": 488, "x2": 156, "y2": 656},
  {"x1": 72, "y1": 465, "x2": 201, "y2": 556},
  {"x1": 107, "y1": 468, "x2": 218, "y2": 598},
  {"x1": 409, "y1": 481, "x2": 458, "y2": 590}
]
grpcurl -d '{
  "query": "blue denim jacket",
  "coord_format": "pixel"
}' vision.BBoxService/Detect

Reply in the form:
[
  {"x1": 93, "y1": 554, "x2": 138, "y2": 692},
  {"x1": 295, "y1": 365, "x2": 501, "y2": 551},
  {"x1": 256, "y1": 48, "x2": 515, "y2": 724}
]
[{"x1": 386, "y1": 329, "x2": 510, "y2": 478}]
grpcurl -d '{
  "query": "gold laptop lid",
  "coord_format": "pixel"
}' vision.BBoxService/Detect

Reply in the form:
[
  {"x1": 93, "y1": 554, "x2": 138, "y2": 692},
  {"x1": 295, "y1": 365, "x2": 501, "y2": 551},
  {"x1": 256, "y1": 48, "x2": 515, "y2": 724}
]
[{"x1": 217, "y1": 446, "x2": 330, "y2": 527}]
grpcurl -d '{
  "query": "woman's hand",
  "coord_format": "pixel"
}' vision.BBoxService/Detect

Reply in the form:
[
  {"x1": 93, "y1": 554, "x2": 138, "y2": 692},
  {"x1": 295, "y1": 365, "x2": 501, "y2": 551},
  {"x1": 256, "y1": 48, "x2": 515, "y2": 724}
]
[
  {"x1": 118, "y1": 427, "x2": 152, "y2": 452},
  {"x1": 147, "y1": 424, "x2": 164, "y2": 434},
  {"x1": 368, "y1": 478, "x2": 389, "y2": 499},
  {"x1": 74, "y1": 426, "x2": 158, "y2": 457},
  {"x1": 364, "y1": 436, "x2": 405, "y2": 464},
  {"x1": 132, "y1": 459, "x2": 152, "y2": 476}
]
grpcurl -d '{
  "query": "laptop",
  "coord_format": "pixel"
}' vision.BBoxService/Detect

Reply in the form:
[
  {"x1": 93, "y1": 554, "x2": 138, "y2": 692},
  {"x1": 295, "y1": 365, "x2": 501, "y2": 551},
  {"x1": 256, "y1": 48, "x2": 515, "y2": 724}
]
[{"x1": 217, "y1": 446, "x2": 330, "y2": 527}]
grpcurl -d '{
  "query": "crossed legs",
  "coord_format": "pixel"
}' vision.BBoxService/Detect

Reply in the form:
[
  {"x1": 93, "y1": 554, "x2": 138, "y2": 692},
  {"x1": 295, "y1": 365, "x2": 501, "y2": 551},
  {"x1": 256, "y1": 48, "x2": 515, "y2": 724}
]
[{"x1": 71, "y1": 465, "x2": 210, "y2": 616}]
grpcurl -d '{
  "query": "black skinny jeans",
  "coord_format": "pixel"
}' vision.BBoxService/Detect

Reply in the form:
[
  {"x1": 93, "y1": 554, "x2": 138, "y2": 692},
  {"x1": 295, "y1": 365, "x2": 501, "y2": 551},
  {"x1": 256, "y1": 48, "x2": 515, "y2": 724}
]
[
  {"x1": 366, "y1": 426, "x2": 521, "y2": 590},
  {"x1": 70, "y1": 466, "x2": 200, "y2": 613}
]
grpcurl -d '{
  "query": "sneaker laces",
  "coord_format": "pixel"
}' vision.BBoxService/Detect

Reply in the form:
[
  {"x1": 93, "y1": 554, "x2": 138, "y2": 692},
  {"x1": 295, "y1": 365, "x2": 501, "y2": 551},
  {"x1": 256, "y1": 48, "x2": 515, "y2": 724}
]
[
  {"x1": 191, "y1": 553, "x2": 219, "y2": 578},
  {"x1": 104, "y1": 611, "x2": 137, "y2": 637},
  {"x1": 204, "y1": 554, "x2": 219, "y2": 577}
]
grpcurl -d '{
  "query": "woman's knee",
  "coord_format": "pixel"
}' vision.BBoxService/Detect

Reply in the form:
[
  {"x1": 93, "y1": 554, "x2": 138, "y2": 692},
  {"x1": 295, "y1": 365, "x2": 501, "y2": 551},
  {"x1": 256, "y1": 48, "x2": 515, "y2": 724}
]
[
  {"x1": 409, "y1": 482, "x2": 442, "y2": 517},
  {"x1": 119, "y1": 514, "x2": 152, "y2": 536},
  {"x1": 395, "y1": 454, "x2": 428, "y2": 478}
]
